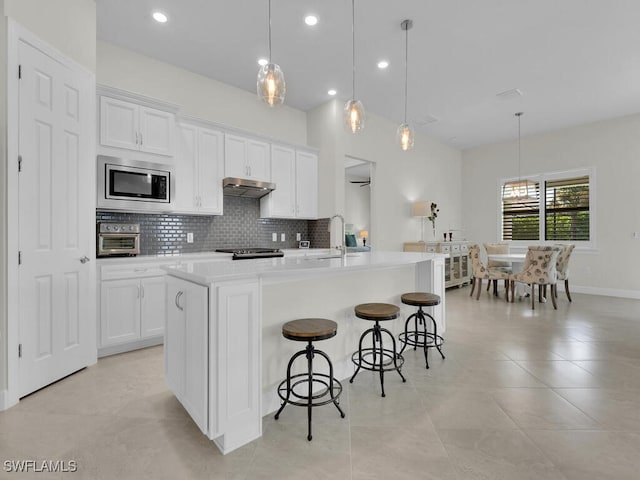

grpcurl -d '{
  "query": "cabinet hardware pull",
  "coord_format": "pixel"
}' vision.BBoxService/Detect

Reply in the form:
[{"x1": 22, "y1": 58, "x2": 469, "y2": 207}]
[
  {"x1": 79, "y1": 256, "x2": 90, "y2": 264},
  {"x1": 133, "y1": 268, "x2": 148, "y2": 272},
  {"x1": 137, "y1": 285, "x2": 140, "y2": 298},
  {"x1": 175, "y1": 291, "x2": 184, "y2": 311},
  {"x1": 139, "y1": 132, "x2": 143, "y2": 145},
  {"x1": 141, "y1": 285, "x2": 145, "y2": 298}
]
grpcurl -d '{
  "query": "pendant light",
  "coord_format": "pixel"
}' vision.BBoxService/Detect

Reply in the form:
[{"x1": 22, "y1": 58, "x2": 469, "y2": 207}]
[
  {"x1": 344, "y1": 0, "x2": 365, "y2": 133},
  {"x1": 257, "y1": 0, "x2": 285, "y2": 107},
  {"x1": 502, "y1": 112, "x2": 537, "y2": 202},
  {"x1": 397, "y1": 19, "x2": 414, "y2": 151}
]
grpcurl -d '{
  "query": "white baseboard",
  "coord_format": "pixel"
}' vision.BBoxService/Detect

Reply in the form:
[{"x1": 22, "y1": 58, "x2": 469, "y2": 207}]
[
  {"x1": 571, "y1": 285, "x2": 640, "y2": 300},
  {"x1": 0, "y1": 389, "x2": 18, "y2": 411},
  {"x1": 98, "y1": 336, "x2": 163, "y2": 358}
]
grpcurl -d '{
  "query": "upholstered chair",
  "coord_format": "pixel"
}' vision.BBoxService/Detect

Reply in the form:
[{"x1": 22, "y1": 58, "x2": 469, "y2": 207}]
[
  {"x1": 510, "y1": 246, "x2": 561, "y2": 310},
  {"x1": 483, "y1": 242, "x2": 512, "y2": 295},
  {"x1": 554, "y1": 244, "x2": 575, "y2": 302},
  {"x1": 469, "y1": 244, "x2": 510, "y2": 301}
]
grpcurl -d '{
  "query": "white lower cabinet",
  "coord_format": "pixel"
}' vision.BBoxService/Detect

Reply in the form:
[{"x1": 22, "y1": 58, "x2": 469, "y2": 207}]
[
  {"x1": 164, "y1": 275, "x2": 261, "y2": 454},
  {"x1": 100, "y1": 276, "x2": 166, "y2": 347},
  {"x1": 165, "y1": 276, "x2": 208, "y2": 434}
]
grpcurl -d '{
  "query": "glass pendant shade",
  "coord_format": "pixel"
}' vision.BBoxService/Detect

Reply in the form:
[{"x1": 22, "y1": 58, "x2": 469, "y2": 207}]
[
  {"x1": 257, "y1": 63, "x2": 285, "y2": 107},
  {"x1": 344, "y1": 99, "x2": 365, "y2": 133},
  {"x1": 397, "y1": 123, "x2": 414, "y2": 151},
  {"x1": 502, "y1": 179, "x2": 537, "y2": 202}
]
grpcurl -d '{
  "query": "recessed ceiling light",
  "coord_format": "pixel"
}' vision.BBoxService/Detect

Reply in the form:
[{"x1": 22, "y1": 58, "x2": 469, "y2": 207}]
[
  {"x1": 304, "y1": 15, "x2": 318, "y2": 26},
  {"x1": 328, "y1": 89, "x2": 337, "y2": 96},
  {"x1": 258, "y1": 58, "x2": 268, "y2": 66},
  {"x1": 377, "y1": 60, "x2": 389, "y2": 69},
  {"x1": 152, "y1": 11, "x2": 168, "y2": 23}
]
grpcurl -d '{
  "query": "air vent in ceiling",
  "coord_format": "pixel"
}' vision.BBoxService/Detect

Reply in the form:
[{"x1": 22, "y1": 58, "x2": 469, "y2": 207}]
[{"x1": 496, "y1": 88, "x2": 523, "y2": 100}]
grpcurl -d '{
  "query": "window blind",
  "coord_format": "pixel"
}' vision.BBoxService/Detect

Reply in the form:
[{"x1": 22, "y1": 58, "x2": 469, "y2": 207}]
[
  {"x1": 545, "y1": 176, "x2": 590, "y2": 241},
  {"x1": 501, "y1": 182, "x2": 540, "y2": 240}
]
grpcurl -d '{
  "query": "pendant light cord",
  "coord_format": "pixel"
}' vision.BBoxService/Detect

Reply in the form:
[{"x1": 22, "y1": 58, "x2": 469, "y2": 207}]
[
  {"x1": 268, "y1": 0, "x2": 272, "y2": 62},
  {"x1": 517, "y1": 112, "x2": 522, "y2": 181},
  {"x1": 351, "y1": 0, "x2": 356, "y2": 100},
  {"x1": 404, "y1": 22, "x2": 409, "y2": 123}
]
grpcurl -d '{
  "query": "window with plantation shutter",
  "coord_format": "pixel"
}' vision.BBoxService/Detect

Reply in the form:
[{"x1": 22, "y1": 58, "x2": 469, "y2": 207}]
[
  {"x1": 500, "y1": 169, "x2": 593, "y2": 244},
  {"x1": 545, "y1": 176, "x2": 590, "y2": 241}
]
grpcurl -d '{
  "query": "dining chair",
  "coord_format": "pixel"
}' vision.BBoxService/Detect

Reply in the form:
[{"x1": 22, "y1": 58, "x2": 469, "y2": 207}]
[
  {"x1": 483, "y1": 242, "x2": 512, "y2": 295},
  {"x1": 554, "y1": 244, "x2": 575, "y2": 302},
  {"x1": 510, "y1": 246, "x2": 561, "y2": 310},
  {"x1": 469, "y1": 244, "x2": 510, "y2": 301}
]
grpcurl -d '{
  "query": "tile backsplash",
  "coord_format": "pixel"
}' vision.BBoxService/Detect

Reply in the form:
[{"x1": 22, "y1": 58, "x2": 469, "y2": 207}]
[{"x1": 97, "y1": 196, "x2": 330, "y2": 256}]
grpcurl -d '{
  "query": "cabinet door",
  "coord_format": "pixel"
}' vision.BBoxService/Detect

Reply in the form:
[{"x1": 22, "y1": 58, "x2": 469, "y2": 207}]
[
  {"x1": 165, "y1": 276, "x2": 208, "y2": 435},
  {"x1": 100, "y1": 96, "x2": 138, "y2": 151},
  {"x1": 140, "y1": 276, "x2": 166, "y2": 338},
  {"x1": 262, "y1": 144, "x2": 295, "y2": 217},
  {"x1": 197, "y1": 128, "x2": 224, "y2": 214},
  {"x1": 165, "y1": 277, "x2": 185, "y2": 397},
  {"x1": 295, "y1": 151, "x2": 318, "y2": 219},
  {"x1": 213, "y1": 281, "x2": 260, "y2": 443},
  {"x1": 139, "y1": 106, "x2": 174, "y2": 156},
  {"x1": 224, "y1": 133, "x2": 248, "y2": 178},
  {"x1": 100, "y1": 279, "x2": 141, "y2": 346},
  {"x1": 175, "y1": 123, "x2": 198, "y2": 212},
  {"x1": 246, "y1": 139, "x2": 270, "y2": 181}
]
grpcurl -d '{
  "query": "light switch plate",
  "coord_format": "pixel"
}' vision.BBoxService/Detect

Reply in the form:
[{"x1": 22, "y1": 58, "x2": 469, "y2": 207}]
[
  {"x1": 272, "y1": 232, "x2": 277, "y2": 242},
  {"x1": 187, "y1": 232, "x2": 194, "y2": 243},
  {"x1": 281, "y1": 233, "x2": 286, "y2": 242}
]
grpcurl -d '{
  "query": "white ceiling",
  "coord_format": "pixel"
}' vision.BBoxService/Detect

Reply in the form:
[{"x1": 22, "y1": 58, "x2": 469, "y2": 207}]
[{"x1": 96, "y1": 0, "x2": 640, "y2": 149}]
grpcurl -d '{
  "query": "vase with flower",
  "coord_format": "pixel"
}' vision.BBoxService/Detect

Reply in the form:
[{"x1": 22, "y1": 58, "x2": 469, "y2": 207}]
[{"x1": 427, "y1": 203, "x2": 439, "y2": 240}]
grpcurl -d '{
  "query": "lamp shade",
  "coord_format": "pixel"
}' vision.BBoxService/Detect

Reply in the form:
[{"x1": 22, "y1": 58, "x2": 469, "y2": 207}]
[
  {"x1": 412, "y1": 201, "x2": 430, "y2": 217},
  {"x1": 359, "y1": 230, "x2": 368, "y2": 239},
  {"x1": 257, "y1": 63, "x2": 285, "y2": 107}
]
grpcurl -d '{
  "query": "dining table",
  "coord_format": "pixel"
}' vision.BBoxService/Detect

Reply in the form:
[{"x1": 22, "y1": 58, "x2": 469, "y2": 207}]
[{"x1": 487, "y1": 253, "x2": 532, "y2": 300}]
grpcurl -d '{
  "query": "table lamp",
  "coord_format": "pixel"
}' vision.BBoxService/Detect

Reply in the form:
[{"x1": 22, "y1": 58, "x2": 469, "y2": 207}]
[
  {"x1": 359, "y1": 230, "x2": 368, "y2": 246},
  {"x1": 411, "y1": 201, "x2": 429, "y2": 242}
]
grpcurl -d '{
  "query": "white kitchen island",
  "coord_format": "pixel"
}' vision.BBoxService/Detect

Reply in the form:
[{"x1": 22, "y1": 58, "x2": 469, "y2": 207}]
[{"x1": 162, "y1": 250, "x2": 446, "y2": 454}]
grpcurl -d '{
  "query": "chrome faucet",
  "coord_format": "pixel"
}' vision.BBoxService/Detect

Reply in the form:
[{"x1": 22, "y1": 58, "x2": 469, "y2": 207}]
[{"x1": 331, "y1": 214, "x2": 346, "y2": 256}]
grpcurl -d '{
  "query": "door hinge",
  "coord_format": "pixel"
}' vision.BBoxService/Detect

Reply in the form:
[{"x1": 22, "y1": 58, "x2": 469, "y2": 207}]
[
  {"x1": 18, "y1": 155, "x2": 22, "y2": 172},
  {"x1": 18, "y1": 65, "x2": 21, "y2": 79},
  {"x1": 18, "y1": 344, "x2": 22, "y2": 358},
  {"x1": 18, "y1": 251, "x2": 22, "y2": 265}
]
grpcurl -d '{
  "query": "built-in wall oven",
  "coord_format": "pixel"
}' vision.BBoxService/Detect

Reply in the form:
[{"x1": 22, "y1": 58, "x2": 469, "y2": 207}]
[
  {"x1": 97, "y1": 223, "x2": 140, "y2": 257},
  {"x1": 97, "y1": 155, "x2": 174, "y2": 212}
]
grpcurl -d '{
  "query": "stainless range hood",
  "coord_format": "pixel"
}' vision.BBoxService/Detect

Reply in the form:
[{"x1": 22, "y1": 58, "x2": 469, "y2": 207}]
[{"x1": 222, "y1": 177, "x2": 276, "y2": 199}]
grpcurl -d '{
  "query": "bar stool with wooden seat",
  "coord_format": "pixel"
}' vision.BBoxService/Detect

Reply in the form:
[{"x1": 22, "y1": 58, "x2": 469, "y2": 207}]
[
  {"x1": 349, "y1": 303, "x2": 406, "y2": 397},
  {"x1": 399, "y1": 292, "x2": 445, "y2": 369},
  {"x1": 274, "y1": 318, "x2": 345, "y2": 441}
]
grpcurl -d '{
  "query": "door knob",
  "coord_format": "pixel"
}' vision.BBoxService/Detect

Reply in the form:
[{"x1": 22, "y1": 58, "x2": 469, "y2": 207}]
[{"x1": 80, "y1": 256, "x2": 90, "y2": 264}]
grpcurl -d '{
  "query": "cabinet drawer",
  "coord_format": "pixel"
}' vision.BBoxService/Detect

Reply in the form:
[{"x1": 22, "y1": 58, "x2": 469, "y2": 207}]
[{"x1": 101, "y1": 263, "x2": 168, "y2": 281}]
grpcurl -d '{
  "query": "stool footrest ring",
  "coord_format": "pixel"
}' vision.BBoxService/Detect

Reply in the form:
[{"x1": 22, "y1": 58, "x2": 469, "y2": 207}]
[
  {"x1": 350, "y1": 348, "x2": 405, "y2": 372},
  {"x1": 276, "y1": 373, "x2": 343, "y2": 409}
]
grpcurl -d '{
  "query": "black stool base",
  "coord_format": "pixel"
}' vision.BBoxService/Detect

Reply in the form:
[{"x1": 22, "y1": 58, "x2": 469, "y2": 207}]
[
  {"x1": 274, "y1": 342, "x2": 345, "y2": 441},
  {"x1": 399, "y1": 307, "x2": 445, "y2": 369}
]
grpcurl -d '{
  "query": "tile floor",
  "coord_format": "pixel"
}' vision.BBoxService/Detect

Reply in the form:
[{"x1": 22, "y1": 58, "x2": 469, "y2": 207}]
[{"x1": 2, "y1": 287, "x2": 640, "y2": 479}]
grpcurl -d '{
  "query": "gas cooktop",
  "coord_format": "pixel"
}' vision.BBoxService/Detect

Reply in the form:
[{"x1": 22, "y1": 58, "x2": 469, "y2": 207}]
[{"x1": 215, "y1": 248, "x2": 284, "y2": 260}]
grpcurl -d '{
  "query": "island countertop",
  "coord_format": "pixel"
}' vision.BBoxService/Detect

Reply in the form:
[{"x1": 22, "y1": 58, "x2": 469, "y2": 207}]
[{"x1": 162, "y1": 250, "x2": 447, "y2": 284}]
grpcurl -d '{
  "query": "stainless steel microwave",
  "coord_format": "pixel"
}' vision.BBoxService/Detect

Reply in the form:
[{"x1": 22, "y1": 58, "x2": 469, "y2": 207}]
[{"x1": 97, "y1": 155, "x2": 175, "y2": 212}]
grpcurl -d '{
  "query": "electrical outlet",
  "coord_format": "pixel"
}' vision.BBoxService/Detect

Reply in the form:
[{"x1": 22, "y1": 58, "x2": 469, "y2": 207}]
[
  {"x1": 272, "y1": 232, "x2": 277, "y2": 242},
  {"x1": 187, "y1": 232, "x2": 194, "y2": 243},
  {"x1": 281, "y1": 233, "x2": 286, "y2": 242},
  {"x1": 296, "y1": 232, "x2": 301, "y2": 241},
  {"x1": 633, "y1": 232, "x2": 640, "y2": 239}
]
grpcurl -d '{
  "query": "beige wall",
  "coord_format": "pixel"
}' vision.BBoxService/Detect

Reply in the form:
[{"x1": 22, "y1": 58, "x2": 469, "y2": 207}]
[
  {"x1": 308, "y1": 100, "x2": 463, "y2": 251},
  {"x1": 3, "y1": 0, "x2": 95, "y2": 71},
  {"x1": 462, "y1": 113, "x2": 640, "y2": 296},
  {"x1": 97, "y1": 42, "x2": 308, "y2": 146}
]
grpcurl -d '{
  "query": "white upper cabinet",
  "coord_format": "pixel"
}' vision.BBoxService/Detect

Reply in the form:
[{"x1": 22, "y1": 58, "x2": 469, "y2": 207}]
[
  {"x1": 224, "y1": 133, "x2": 270, "y2": 182},
  {"x1": 100, "y1": 96, "x2": 175, "y2": 156},
  {"x1": 176, "y1": 122, "x2": 224, "y2": 215},
  {"x1": 260, "y1": 146, "x2": 317, "y2": 219}
]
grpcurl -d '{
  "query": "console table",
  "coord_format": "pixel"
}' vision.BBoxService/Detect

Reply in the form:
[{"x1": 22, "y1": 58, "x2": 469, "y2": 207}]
[{"x1": 403, "y1": 241, "x2": 470, "y2": 288}]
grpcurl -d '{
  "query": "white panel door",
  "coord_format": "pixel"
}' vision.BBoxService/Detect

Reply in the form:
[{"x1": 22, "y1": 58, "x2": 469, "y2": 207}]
[
  {"x1": 18, "y1": 38, "x2": 95, "y2": 397},
  {"x1": 140, "y1": 276, "x2": 166, "y2": 338},
  {"x1": 197, "y1": 128, "x2": 224, "y2": 214},
  {"x1": 295, "y1": 151, "x2": 318, "y2": 219},
  {"x1": 99, "y1": 96, "x2": 137, "y2": 151}
]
